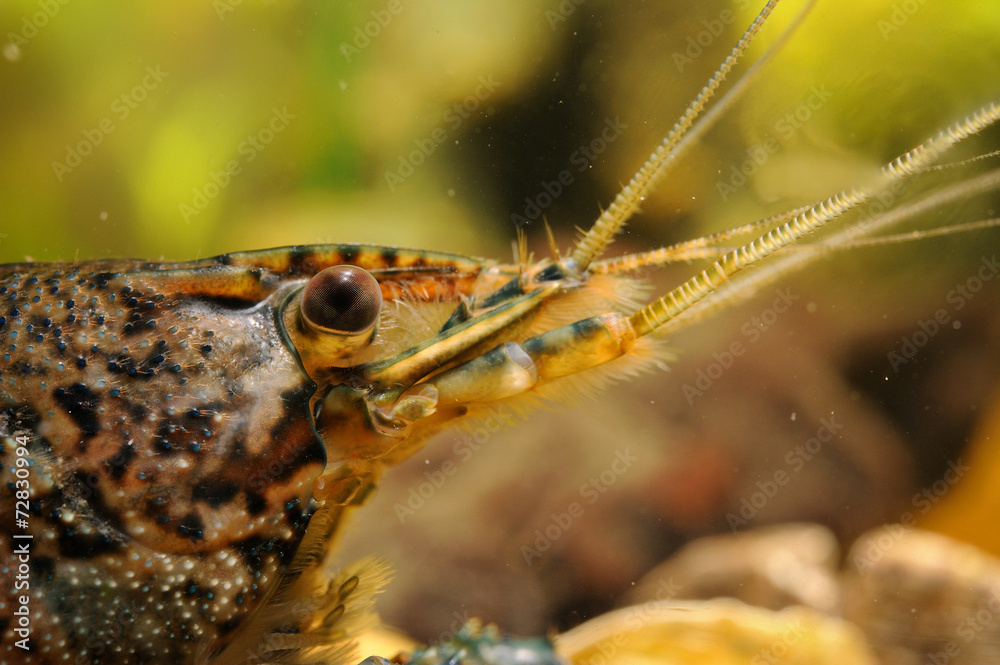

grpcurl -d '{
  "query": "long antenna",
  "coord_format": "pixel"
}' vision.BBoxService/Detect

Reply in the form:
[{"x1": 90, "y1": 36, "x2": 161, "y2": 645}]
[
  {"x1": 628, "y1": 102, "x2": 1000, "y2": 337},
  {"x1": 568, "y1": 0, "x2": 792, "y2": 272},
  {"x1": 658, "y1": 166, "x2": 1000, "y2": 336}
]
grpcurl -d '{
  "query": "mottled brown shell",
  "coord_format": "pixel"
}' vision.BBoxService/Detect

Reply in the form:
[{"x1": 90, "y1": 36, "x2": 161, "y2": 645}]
[{"x1": 0, "y1": 245, "x2": 487, "y2": 664}]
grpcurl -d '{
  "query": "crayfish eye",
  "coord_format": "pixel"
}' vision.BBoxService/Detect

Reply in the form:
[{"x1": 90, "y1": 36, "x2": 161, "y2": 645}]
[{"x1": 301, "y1": 265, "x2": 382, "y2": 335}]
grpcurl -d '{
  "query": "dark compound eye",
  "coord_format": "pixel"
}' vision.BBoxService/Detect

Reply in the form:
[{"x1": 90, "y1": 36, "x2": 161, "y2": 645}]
[{"x1": 301, "y1": 265, "x2": 382, "y2": 334}]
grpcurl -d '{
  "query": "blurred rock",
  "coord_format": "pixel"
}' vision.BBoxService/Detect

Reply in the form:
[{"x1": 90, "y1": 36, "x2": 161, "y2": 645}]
[
  {"x1": 556, "y1": 599, "x2": 877, "y2": 665},
  {"x1": 628, "y1": 523, "x2": 840, "y2": 614},
  {"x1": 842, "y1": 527, "x2": 1000, "y2": 665}
]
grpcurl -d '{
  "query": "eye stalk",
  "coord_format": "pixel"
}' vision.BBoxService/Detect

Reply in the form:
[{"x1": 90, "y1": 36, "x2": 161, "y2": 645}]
[
  {"x1": 283, "y1": 265, "x2": 384, "y2": 374},
  {"x1": 301, "y1": 265, "x2": 383, "y2": 335}
]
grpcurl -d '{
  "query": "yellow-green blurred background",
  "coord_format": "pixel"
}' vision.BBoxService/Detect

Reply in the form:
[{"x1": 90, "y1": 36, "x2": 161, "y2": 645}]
[
  {"x1": 4, "y1": 0, "x2": 1000, "y2": 643},
  {"x1": 3, "y1": 0, "x2": 999, "y2": 265}
]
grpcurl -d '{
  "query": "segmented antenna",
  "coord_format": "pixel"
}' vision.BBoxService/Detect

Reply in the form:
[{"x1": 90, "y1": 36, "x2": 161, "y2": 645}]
[
  {"x1": 591, "y1": 206, "x2": 811, "y2": 273},
  {"x1": 628, "y1": 102, "x2": 1000, "y2": 337},
  {"x1": 593, "y1": 141, "x2": 1000, "y2": 275},
  {"x1": 930, "y1": 148, "x2": 1000, "y2": 171},
  {"x1": 568, "y1": 0, "x2": 789, "y2": 272},
  {"x1": 654, "y1": 166, "x2": 1000, "y2": 337}
]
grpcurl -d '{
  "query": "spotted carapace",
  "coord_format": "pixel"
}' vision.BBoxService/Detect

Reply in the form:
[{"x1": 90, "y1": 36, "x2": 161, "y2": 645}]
[{"x1": 2, "y1": 1, "x2": 1000, "y2": 664}]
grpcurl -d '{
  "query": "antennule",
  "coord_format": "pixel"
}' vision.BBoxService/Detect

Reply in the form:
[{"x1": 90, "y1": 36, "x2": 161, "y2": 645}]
[
  {"x1": 568, "y1": 0, "x2": 785, "y2": 272},
  {"x1": 628, "y1": 101, "x2": 1000, "y2": 337}
]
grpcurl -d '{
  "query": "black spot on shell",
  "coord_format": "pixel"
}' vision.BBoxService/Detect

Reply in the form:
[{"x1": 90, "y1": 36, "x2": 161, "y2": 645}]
[
  {"x1": 32, "y1": 555, "x2": 56, "y2": 584},
  {"x1": 127, "y1": 399, "x2": 149, "y2": 421},
  {"x1": 107, "y1": 354, "x2": 156, "y2": 380},
  {"x1": 192, "y1": 481, "x2": 240, "y2": 508},
  {"x1": 57, "y1": 524, "x2": 121, "y2": 559},
  {"x1": 52, "y1": 382, "x2": 101, "y2": 438},
  {"x1": 287, "y1": 247, "x2": 312, "y2": 275},
  {"x1": 269, "y1": 384, "x2": 325, "y2": 469},
  {"x1": 245, "y1": 492, "x2": 267, "y2": 516},
  {"x1": 154, "y1": 438, "x2": 176, "y2": 454},
  {"x1": 201, "y1": 295, "x2": 259, "y2": 309},
  {"x1": 90, "y1": 272, "x2": 117, "y2": 290},
  {"x1": 217, "y1": 616, "x2": 243, "y2": 637},
  {"x1": 177, "y1": 513, "x2": 205, "y2": 541},
  {"x1": 106, "y1": 440, "x2": 136, "y2": 480},
  {"x1": 227, "y1": 434, "x2": 248, "y2": 462}
]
